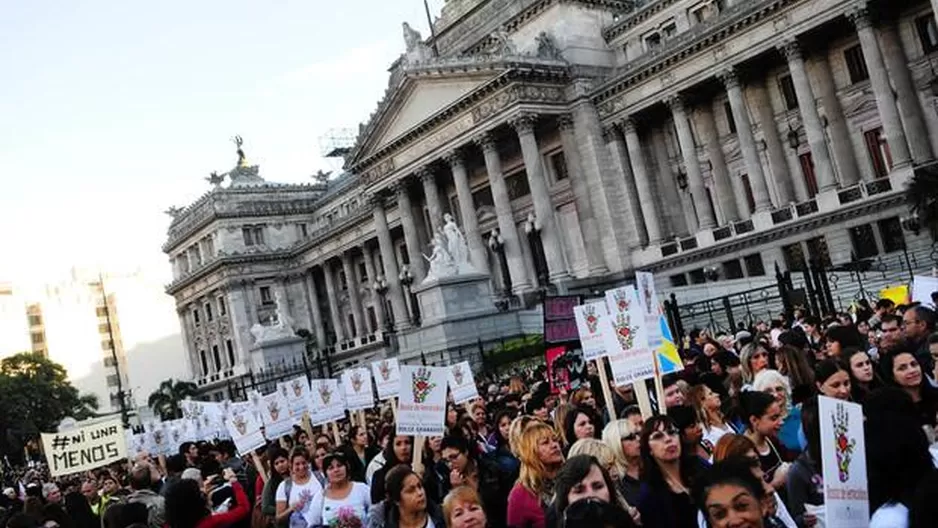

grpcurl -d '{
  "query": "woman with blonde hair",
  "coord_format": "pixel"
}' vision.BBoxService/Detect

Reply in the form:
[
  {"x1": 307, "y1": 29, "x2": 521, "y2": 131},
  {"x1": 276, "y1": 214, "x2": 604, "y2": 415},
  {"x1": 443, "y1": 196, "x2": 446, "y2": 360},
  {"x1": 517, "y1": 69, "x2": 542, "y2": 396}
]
[
  {"x1": 507, "y1": 415, "x2": 535, "y2": 456},
  {"x1": 567, "y1": 439, "x2": 641, "y2": 525},
  {"x1": 740, "y1": 343, "x2": 771, "y2": 386},
  {"x1": 552, "y1": 403, "x2": 576, "y2": 448},
  {"x1": 601, "y1": 419, "x2": 642, "y2": 505},
  {"x1": 506, "y1": 421, "x2": 564, "y2": 528},
  {"x1": 686, "y1": 384, "x2": 736, "y2": 449},
  {"x1": 443, "y1": 486, "x2": 487, "y2": 528}
]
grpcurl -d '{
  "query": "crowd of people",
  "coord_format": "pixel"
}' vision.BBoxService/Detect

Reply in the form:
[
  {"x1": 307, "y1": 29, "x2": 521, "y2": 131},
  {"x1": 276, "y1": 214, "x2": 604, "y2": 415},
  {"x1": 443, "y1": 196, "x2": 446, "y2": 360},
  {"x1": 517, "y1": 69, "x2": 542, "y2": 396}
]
[{"x1": 2, "y1": 297, "x2": 938, "y2": 528}]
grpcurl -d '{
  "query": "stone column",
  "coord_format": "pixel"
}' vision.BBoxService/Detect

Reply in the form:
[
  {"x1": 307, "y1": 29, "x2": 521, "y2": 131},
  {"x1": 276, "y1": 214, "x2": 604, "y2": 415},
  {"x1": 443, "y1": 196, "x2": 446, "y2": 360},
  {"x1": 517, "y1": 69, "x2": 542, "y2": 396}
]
[
  {"x1": 814, "y1": 52, "x2": 861, "y2": 186},
  {"x1": 510, "y1": 113, "x2": 570, "y2": 282},
  {"x1": 393, "y1": 179, "x2": 425, "y2": 281},
  {"x1": 621, "y1": 118, "x2": 664, "y2": 242},
  {"x1": 695, "y1": 104, "x2": 739, "y2": 222},
  {"x1": 445, "y1": 150, "x2": 489, "y2": 273},
  {"x1": 244, "y1": 280, "x2": 258, "y2": 327},
  {"x1": 880, "y1": 22, "x2": 933, "y2": 164},
  {"x1": 748, "y1": 79, "x2": 797, "y2": 203},
  {"x1": 321, "y1": 261, "x2": 346, "y2": 343},
  {"x1": 668, "y1": 97, "x2": 716, "y2": 229},
  {"x1": 721, "y1": 68, "x2": 772, "y2": 212},
  {"x1": 371, "y1": 195, "x2": 411, "y2": 331},
  {"x1": 476, "y1": 132, "x2": 533, "y2": 294},
  {"x1": 557, "y1": 114, "x2": 607, "y2": 275},
  {"x1": 419, "y1": 167, "x2": 445, "y2": 234},
  {"x1": 361, "y1": 243, "x2": 386, "y2": 332},
  {"x1": 340, "y1": 251, "x2": 364, "y2": 338},
  {"x1": 649, "y1": 125, "x2": 690, "y2": 235},
  {"x1": 848, "y1": 7, "x2": 912, "y2": 169},
  {"x1": 605, "y1": 127, "x2": 646, "y2": 246},
  {"x1": 781, "y1": 41, "x2": 837, "y2": 192},
  {"x1": 302, "y1": 270, "x2": 327, "y2": 349}
]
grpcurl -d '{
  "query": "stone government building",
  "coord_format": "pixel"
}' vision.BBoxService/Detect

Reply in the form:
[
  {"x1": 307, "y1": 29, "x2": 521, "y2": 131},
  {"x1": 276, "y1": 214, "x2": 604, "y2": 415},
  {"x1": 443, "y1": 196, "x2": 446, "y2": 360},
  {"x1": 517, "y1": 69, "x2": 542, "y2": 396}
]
[{"x1": 165, "y1": 0, "x2": 938, "y2": 400}]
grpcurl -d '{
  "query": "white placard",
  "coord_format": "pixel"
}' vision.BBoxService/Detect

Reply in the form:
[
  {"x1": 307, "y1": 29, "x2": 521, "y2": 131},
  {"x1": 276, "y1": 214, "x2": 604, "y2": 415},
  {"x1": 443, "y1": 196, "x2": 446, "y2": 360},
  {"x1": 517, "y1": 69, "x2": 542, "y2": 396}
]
[
  {"x1": 260, "y1": 391, "x2": 294, "y2": 439},
  {"x1": 145, "y1": 420, "x2": 171, "y2": 456},
  {"x1": 371, "y1": 358, "x2": 401, "y2": 400},
  {"x1": 604, "y1": 286, "x2": 655, "y2": 386},
  {"x1": 279, "y1": 376, "x2": 311, "y2": 418},
  {"x1": 166, "y1": 419, "x2": 195, "y2": 448},
  {"x1": 41, "y1": 418, "x2": 127, "y2": 477},
  {"x1": 201, "y1": 402, "x2": 229, "y2": 440},
  {"x1": 307, "y1": 379, "x2": 345, "y2": 426},
  {"x1": 573, "y1": 301, "x2": 616, "y2": 361},
  {"x1": 447, "y1": 361, "x2": 479, "y2": 405},
  {"x1": 342, "y1": 367, "x2": 375, "y2": 411},
  {"x1": 126, "y1": 431, "x2": 151, "y2": 459},
  {"x1": 818, "y1": 396, "x2": 868, "y2": 528},
  {"x1": 912, "y1": 275, "x2": 938, "y2": 309},
  {"x1": 226, "y1": 401, "x2": 267, "y2": 454},
  {"x1": 396, "y1": 366, "x2": 448, "y2": 436}
]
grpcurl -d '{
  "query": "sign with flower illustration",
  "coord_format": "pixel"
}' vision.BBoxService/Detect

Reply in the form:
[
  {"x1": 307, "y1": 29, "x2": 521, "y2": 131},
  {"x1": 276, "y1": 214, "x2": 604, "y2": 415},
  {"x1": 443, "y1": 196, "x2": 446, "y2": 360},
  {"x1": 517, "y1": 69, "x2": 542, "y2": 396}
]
[
  {"x1": 260, "y1": 390, "x2": 293, "y2": 439},
  {"x1": 277, "y1": 376, "x2": 311, "y2": 419},
  {"x1": 342, "y1": 367, "x2": 375, "y2": 411},
  {"x1": 225, "y1": 401, "x2": 266, "y2": 454},
  {"x1": 447, "y1": 361, "x2": 479, "y2": 405},
  {"x1": 371, "y1": 358, "x2": 401, "y2": 400},
  {"x1": 307, "y1": 379, "x2": 345, "y2": 426},
  {"x1": 396, "y1": 366, "x2": 448, "y2": 436},
  {"x1": 604, "y1": 286, "x2": 655, "y2": 386},
  {"x1": 818, "y1": 396, "x2": 868, "y2": 527},
  {"x1": 573, "y1": 301, "x2": 616, "y2": 361},
  {"x1": 144, "y1": 420, "x2": 171, "y2": 456},
  {"x1": 635, "y1": 271, "x2": 683, "y2": 375}
]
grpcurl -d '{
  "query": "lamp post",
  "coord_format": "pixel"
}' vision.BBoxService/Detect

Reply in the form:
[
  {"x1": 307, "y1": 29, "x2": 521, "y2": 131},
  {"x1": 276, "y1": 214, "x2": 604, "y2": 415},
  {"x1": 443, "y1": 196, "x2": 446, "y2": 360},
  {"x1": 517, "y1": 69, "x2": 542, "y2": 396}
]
[
  {"x1": 487, "y1": 228, "x2": 512, "y2": 299},
  {"x1": 373, "y1": 275, "x2": 390, "y2": 332},
  {"x1": 900, "y1": 213, "x2": 920, "y2": 282},
  {"x1": 523, "y1": 212, "x2": 547, "y2": 288},
  {"x1": 95, "y1": 275, "x2": 129, "y2": 428},
  {"x1": 399, "y1": 265, "x2": 419, "y2": 326}
]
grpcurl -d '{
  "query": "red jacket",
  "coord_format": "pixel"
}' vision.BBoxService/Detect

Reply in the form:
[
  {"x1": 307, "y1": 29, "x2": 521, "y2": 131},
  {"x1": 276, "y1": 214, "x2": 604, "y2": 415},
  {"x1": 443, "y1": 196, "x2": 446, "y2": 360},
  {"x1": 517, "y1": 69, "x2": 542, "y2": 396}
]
[{"x1": 195, "y1": 481, "x2": 250, "y2": 528}]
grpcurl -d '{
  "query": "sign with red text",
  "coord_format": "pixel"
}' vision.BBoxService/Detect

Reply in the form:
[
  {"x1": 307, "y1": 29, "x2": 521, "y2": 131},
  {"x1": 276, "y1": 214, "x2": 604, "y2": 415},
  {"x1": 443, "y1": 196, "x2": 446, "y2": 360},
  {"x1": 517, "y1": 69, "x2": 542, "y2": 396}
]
[
  {"x1": 371, "y1": 358, "x2": 401, "y2": 400},
  {"x1": 573, "y1": 301, "x2": 616, "y2": 361},
  {"x1": 604, "y1": 286, "x2": 655, "y2": 386},
  {"x1": 278, "y1": 376, "x2": 311, "y2": 419},
  {"x1": 342, "y1": 367, "x2": 375, "y2": 411},
  {"x1": 447, "y1": 361, "x2": 479, "y2": 405},
  {"x1": 396, "y1": 366, "x2": 448, "y2": 436},
  {"x1": 42, "y1": 418, "x2": 127, "y2": 477},
  {"x1": 819, "y1": 396, "x2": 868, "y2": 528}
]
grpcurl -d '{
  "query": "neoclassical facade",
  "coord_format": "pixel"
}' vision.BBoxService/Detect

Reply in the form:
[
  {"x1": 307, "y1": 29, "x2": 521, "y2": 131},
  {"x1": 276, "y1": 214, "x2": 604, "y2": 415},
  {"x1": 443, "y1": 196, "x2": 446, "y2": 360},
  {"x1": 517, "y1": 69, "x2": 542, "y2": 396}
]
[{"x1": 165, "y1": 0, "x2": 938, "y2": 398}]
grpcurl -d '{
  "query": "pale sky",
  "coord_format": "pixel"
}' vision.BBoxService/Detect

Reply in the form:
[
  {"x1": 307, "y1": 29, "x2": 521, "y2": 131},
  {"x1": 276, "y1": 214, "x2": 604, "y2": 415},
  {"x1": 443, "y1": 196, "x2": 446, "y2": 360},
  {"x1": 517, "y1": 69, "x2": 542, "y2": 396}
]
[{"x1": 0, "y1": 0, "x2": 447, "y2": 288}]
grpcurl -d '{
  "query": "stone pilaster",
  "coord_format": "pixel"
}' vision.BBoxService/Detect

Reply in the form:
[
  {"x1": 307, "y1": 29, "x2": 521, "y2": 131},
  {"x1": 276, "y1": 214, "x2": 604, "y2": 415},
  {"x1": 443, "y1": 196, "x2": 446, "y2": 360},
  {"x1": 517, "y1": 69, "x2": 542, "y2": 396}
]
[
  {"x1": 879, "y1": 22, "x2": 933, "y2": 164},
  {"x1": 419, "y1": 167, "x2": 445, "y2": 234},
  {"x1": 650, "y1": 125, "x2": 689, "y2": 235},
  {"x1": 510, "y1": 113, "x2": 570, "y2": 282},
  {"x1": 813, "y1": 52, "x2": 860, "y2": 187},
  {"x1": 476, "y1": 132, "x2": 533, "y2": 294},
  {"x1": 605, "y1": 126, "x2": 646, "y2": 247},
  {"x1": 747, "y1": 79, "x2": 796, "y2": 204},
  {"x1": 557, "y1": 114, "x2": 608, "y2": 275},
  {"x1": 371, "y1": 195, "x2": 411, "y2": 331},
  {"x1": 695, "y1": 104, "x2": 739, "y2": 222},
  {"x1": 321, "y1": 260, "x2": 346, "y2": 343},
  {"x1": 393, "y1": 179, "x2": 425, "y2": 282},
  {"x1": 340, "y1": 251, "x2": 364, "y2": 338},
  {"x1": 302, "y1": 270, "x2": 327, "y2": 348},
  {"x1": 720, "y1": 68, "x2": 772, "y2": 211},
  {"x1": 668, "y1": 97, "x2": 716, "y2": 229},
  {"x1": 445, "y1": 150, "x2": 489, "y2": 273},
  {"x1": 361, "y1": 243, "x2": 386, "y2": 332},
  {"x1": 621, "y1": 118, "x2": 664, "y2": 241},
  {"x1": 848, "y1": 7, "x2": 912, "y2": 169},
  {"x1": 780, "y1": 41, "x2": 837, "y2": 193}
]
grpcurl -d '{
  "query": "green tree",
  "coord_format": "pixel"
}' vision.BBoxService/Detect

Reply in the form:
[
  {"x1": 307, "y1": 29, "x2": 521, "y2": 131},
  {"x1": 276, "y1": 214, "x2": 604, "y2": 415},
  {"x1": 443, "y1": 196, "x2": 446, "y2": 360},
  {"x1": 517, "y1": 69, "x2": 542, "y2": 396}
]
[
  {"x1": 0, "y1": 353, "x2": 98, "y2": 458},
  {"x1": 147, "y1": 379, "x2": 198, "y2": 420},
  {"x1": 906, "y1": 163, "x2": 938, "y2": 239}
]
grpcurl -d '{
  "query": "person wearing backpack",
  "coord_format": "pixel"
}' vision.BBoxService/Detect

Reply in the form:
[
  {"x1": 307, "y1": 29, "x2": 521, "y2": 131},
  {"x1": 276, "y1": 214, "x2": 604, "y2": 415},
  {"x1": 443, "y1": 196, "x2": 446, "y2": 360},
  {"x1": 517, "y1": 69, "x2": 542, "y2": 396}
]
[{"x1": 275, "y1": 447, "x2": 323, "y2": 528}]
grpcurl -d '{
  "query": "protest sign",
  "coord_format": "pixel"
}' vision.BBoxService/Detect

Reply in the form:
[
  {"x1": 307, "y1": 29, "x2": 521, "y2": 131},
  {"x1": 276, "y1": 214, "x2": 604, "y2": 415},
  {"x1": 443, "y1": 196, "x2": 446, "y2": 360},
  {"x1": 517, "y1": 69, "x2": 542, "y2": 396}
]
[
  {"x1": 260, "y1": 391, "x2": 294, "y2": 439},
  {"x1": 126, "y1": 431, "x2": 150, "y2": 460},
  {"x1": 636, "y1": 271, "x2": 683, "y2": 375},
  {"x1": 447, "y1": 361, "x2": 479, "y2": 405},
  {"x1": 545, "y1": 346, "x2": 571, "y2": 394},
  {"x1": 396, "y1": 366, "x2": 448, "y2": 436},
  {"x1": 912, "y1": 275, "x2": 938, "y2": 309},
  {"x1": 604, "y1": 286, "x2": 655, "y2": 386},
  {"x1": 166, "y1": 419, "x2": 195, "y2": 447},
  {"x1": 573, "y1": 301, "x2": 615, "y2": 361},
  {"x1": 307, "y1": 379, "x2": 345, "y2": 426},
  {"x1": 226, "y1": 401, "x2": 266, "y2": 454},
  {"x1": 818, "y1": 396, "x2": 868, "y2": 528},
  {"x1": 42, "y1": 418, "x2": 127, "y2": 477},
  {"x1": 145, "y1": 420, "x2": 171, "y2": 456},
  {"x1": 371, "y1": 358, "x2": 401, "y2": 400},
  {"x1": 279, "y1": 376, "x2": 311, "y2": 418},
  {"x1": 342, "y1": 367, "x2": 375, "y2": 411}
]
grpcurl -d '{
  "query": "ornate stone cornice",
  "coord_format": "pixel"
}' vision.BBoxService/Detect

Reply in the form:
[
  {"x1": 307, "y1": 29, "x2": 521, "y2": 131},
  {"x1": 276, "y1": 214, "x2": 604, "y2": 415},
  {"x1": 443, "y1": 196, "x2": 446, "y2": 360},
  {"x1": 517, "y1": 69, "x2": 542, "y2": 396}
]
[{"x1": 602, "y1": 0, "x2": 681, "y2": 42}]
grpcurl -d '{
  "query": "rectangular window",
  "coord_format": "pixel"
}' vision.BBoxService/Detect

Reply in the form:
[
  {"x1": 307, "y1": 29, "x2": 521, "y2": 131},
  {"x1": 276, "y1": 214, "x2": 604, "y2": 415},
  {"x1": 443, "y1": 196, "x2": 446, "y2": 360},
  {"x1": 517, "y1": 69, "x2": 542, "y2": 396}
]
[
  {"x1": 347, "y1": 314, "x2": 356, "y2": 338},
  {"x1": 724, "y1": 101, "x2": 736, "y2": 134},
  {"x1": 199, "y1": 350, "x2": 208, "y2": 376},
  {"x1": 779, "y1": 74, "x2": 798, "y2": 111},
  {"x1": 299, "y1": 223, "x2": 308, "y2": 238},
  {"x1": 30, "y1": 332, "x2": 44, "y2": 345},
  {"x1": 849, "y1": 224, "x2": 879, "y2": 259},
  {"x1": 212, "y1": 345, "x2": 221, "y2": 372},
  {"x1": 95, "y1": 307, "x2": 107, "y2": 318},
  {"x1": 744, "y1": 254, "x2": 766, "y2": 276},
  {"x1": 101, "y1": 339, "x2": 113, "y2": 351},
  {"x1": 723, "y1": 259, "x2": 745, "y2": 280},
  {"x1": 367, "y1": 307, "x2": 378, "y2": 333},
  {"x1": 205, "y1": 303, "x2": 213, "y2": 322},
  {"x1": 670, "y1": 274, "x2": 688, "y2": 287},
  {"x1": 782, "y1": 242, "x2": 807, "y2": 271},
  {"x1": 644, "y1": 32, "x2": 662, "y2": 51},
  {"x1": 204, "y1": 236, "x2": 214, "y2": 257},
  {"x1": 242, "y1": 226, "x2": 265, "y2": 246},
  {"x1": 844, "y1": 45, "x2": 869, "y2": 84},
  {"x1": 864, "y1": 127, "x2": 892, "y2": 178},
  {"x1": 472, "y1": 186, "x2": 494, "y2": 210},
  {"x1": 193, "y1": 309, "x2": 201, "y2": 325},
  {"x1": 98, "y1": 323, "x2": 110, "y2": 334},
  {"x1": 662, "y1": 22, "x2": 677, "y2": 39},
  {"x1": 218, "y1": 296, "x2": 227, "y2": 316},
  {"x1": 689, "y1": 269, "x2": 706, "y2": 285},
  {"x1": 505, "y1": 170, "x2": 531, "y2": 200},
  {"x1": 916, "y1": 15, "x2": 938, "y2": 54},
  {"x1": 740, "y1": 174, "x2": 756, "y2": 214},
  {"x1": 28, "y1": 314, "x2": 43, "y2": 326},
  {"x1": 550, "y1": 151, "x2": 569, "y2": 182},
  {"x1": 259, "y1": 286, "x2": 273, "y2": 305},
  {"x1": 877, "y1": 217, "x2": 905, "y2": 253},
  {"x1": 339, "y1": 270, "x2": 348, "y2": 291},
  {"x1": 799, "y1": 153, "x2": 819, "y2": 198},
  {"x1": 242, "y1": 227, "x2": 254, "y2": 246},
  {"x1": 805, "y1": 236, "x2": 832, "y2": 267},
  {"x1": 358, "y1": 261, "x2": 369, "y2": 284},
  {"x1": 226, "y1": 340, "x2": 235, "y2": 367}
]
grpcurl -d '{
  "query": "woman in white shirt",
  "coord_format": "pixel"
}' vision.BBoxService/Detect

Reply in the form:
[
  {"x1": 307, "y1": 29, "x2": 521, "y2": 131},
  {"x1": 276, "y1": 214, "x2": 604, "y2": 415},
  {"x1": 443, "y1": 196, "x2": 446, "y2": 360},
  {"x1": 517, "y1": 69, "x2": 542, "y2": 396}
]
[
  {"x1": 687, "y1": 384, "x2": 736, "y2": 451},
  {"x1": 275, "y1": 447, "x2": 324, "y2": 527},
  {"x1": 308, "y1": 451, "x2": 371, "y2": 526}
]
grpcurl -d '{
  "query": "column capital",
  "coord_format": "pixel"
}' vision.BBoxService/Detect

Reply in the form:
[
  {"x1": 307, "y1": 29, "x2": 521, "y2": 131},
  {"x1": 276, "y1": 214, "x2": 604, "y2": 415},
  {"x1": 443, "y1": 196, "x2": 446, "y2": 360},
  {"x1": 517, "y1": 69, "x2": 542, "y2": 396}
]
[
  {"x1": 443, "y1": 149, "x2": 465, "y2": 169},
  {"x1": 366, "y1": 193, "x2": 387, "y2": 210},
  {"x1": 556, "y1": 113, "x2": 575, "y2": 132},
  {"x1": 416, "y1": 166, "x2": 436, "y2": 184},
  {"x1": 619, "y1": 117, "x2": 638, "y2": 135},
  {"x1": 509, "y1": 112, "x2": 539, "y2": 135},
  {"x1": 601, "y1": 125, "x2": 619, "y2": 143},
  {"x1": 718, "y1": 68, "x2": 741, "y2": 89},
  {"x1": 846, "y1": 5, "x2": 872, "y2": 30},
  {"x1": 779, "y1": 39, "x2": 802, "y2": 61},
  {"x1": 389, "y1": 178, "x2": 408, "y2": 196},
  {"x1": 473, "y1": 131, "x2": 498, "y2": 153},
  {"x1": 664, "y1": 94, "x2": 687, "y2": 113}
]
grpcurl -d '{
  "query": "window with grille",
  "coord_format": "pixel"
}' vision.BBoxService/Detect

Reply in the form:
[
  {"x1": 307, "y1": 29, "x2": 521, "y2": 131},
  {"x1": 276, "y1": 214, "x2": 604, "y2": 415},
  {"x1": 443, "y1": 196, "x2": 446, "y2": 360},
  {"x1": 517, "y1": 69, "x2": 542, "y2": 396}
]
[
  {"x1": 723, "y1": 260, "x2": 745, "y2": 279},
  {"x1": 779, "y1": 74, "x2": 798, "y2": 111},
  {"x1": 844, "y1": 45, "x2": 869, "y2": 84},
  {"x1": 506, "y1": 170, "x2": 531, "y2": 200},
  {"x1": 916, "y1": 15, "x2": 938, "y2": 54},
  {"x1": 849, "y1": 224, "x2": 879, "y2": 259},
  {"x1": 864, "y1": 127, "x2": 892, "y2": 178},
  {"x1": 799, "y1": 153, "x2": 818, "y2": 198},
  {"x1": 226, "y1": 340, "x2": 235, "y2": 366},
  {"x1": 782, "y1": 243, "x2": 807, "y2": 271},
  {"x1": 744, "y1": 254, "x2": 766, "y2": 276},
  {"x1": 670, "y1": 274, "x2": 688, "y2": 287},
  {"x1": 877, "y1": 217, "x2": 905, "y2": 253},
  {"x1": 805, "y1": 236, "x2": 832, "y2": 267},
  {"x1": 259, "y1": 286, "x2": 273, "y2": 305},
  {"x1": 689, "y1": 269, "x2": 706, "y2": 284},
  {"x1": 550, "y1": 151, "x2": 569, "y2": 182}
]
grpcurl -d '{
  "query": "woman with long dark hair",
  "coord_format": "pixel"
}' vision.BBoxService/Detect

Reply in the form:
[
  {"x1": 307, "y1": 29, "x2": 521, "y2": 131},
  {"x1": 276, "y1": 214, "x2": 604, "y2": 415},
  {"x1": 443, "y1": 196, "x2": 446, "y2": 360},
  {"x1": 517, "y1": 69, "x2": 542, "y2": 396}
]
[
  {"x1": 165, "y1": 468, "x2": 250, "y2": 528},
  {"x1": 307, "y1": 452, "x2": 371, "y2": 526},
  {"x1": 785, "y1": 396, "x2": 823, "y2": 528},
  {"x1": 548, "y1": 455, "x2": 637, "y2": 528},
  {"x1": 487, "y1": 408, "x2": 520, "y2": 478},
  {"x1": 880, "y1": 348, "x2": 938, "y2": 429},
  {"x1": 813, "y1": 359, "x2": 851, "y2": 401},
  {"x1": 367, "y1": 464, "x2": 445, "y2": 528},
  {"x1": 370, "y1": 431, "x2": 414, "y2": 504},
  {"x1": 340, "y1": 425, "x2": 381, "y2": 483},
  {"x1": 563, "y1": 405, "x2": 601, "y2": 446},
  {"x1": 739, "y1": 391, "x2": 789, "y2": 493},
  {"x1": 844, "y1": 348, "x2": 881, "y2": 404},
  {"x1": 635, "y1": 415, "x2": 705, "y2": 528},
  {"x1": 260, "y1": 446, "x2": 290, "y2": 525}
]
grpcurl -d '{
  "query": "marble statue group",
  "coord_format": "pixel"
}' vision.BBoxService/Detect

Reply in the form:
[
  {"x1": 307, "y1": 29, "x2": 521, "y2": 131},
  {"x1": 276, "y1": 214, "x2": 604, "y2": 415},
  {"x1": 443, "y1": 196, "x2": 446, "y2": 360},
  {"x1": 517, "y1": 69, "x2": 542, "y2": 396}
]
[
  {"x1": 423, "y1": 213, "x2": 477, "y2": 283},
  {"x1": 250, "y1": 289, "x2": 295, "y2": 344}
]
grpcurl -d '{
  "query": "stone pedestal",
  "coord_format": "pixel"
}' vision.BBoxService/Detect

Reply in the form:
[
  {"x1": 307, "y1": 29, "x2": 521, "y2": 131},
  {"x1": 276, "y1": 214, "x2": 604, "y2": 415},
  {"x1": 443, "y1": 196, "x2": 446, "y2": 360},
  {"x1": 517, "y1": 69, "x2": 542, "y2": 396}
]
[
  {"x1": 414, "y1": 273, "x2": 496, "y2": 327},
  {"x1": 249, "y1": 336, "x2": 306, "y2": 372}
]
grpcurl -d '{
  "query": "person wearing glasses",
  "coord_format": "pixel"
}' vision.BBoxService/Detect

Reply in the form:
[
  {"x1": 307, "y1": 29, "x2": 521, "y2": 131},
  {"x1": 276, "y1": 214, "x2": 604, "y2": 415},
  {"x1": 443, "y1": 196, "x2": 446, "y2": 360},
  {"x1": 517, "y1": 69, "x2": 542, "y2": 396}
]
[
  {"x1": 635, "y1": 415, "x2": 706, "y2": 528},
  {"x1": 601, "y1": 419, "x2": 642, "y2": 505},
  {"x1": 439, "y1": 436, "x2": 509, "y2": 528},
  {"x1": 548, "y1": 455, "x2": 637, "y2": 528}
]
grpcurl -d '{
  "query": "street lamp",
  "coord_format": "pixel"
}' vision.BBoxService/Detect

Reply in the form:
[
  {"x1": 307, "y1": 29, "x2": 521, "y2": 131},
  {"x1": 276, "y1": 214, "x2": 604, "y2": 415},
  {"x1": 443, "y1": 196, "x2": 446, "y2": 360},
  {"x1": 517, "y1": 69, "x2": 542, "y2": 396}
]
[
  {"x1": 399, "y1": 265, "x2": 420, "y2": 325},
  {"x1": 488, "y1": 228, "x2": 512, "y2": 299},
  {"x1": 523, "y1": 213, "x2": 548, "y2": 288}
]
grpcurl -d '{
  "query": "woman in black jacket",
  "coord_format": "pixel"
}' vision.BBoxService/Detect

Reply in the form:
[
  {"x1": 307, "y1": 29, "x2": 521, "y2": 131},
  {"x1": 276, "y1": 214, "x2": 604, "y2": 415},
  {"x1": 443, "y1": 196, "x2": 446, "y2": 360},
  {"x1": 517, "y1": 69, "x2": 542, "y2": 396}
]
[
  {"x1": 367, "y1": 465, "x2": 445, "y2": 528},
  {"x1": 340, "y1": 425, "x2": 381, "y2": 483},
  {"x1": 370, "y1": 430, "x2": 414, "y2": 504}
]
